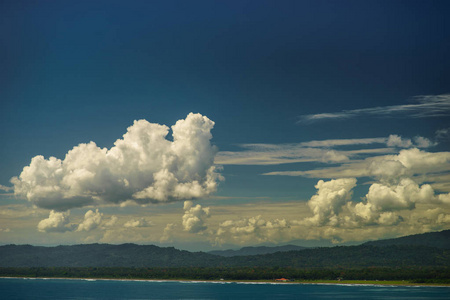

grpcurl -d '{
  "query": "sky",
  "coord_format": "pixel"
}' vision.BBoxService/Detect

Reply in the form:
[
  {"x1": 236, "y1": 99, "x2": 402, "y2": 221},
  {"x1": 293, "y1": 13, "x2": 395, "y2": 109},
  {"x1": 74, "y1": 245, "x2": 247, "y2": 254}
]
[{"x1": 1, "y1": 0, "x2": 450, "y2": 251}]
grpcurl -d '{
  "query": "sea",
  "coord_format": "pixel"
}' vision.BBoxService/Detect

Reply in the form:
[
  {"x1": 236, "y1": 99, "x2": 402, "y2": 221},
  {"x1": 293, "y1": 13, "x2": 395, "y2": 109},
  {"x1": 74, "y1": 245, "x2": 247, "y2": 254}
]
[{"x1": 0, "y1": 278, "x2": 449, "y2": 300}]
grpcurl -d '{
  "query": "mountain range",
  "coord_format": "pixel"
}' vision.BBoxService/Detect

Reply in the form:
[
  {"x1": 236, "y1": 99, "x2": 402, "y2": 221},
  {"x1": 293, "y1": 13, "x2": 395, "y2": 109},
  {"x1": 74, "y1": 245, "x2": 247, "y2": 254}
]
[
  {"x1": 363, "y1": 230, "x2": 450, "y2": 249},
  {"x1": 0, "y1": 230, "x2": 449, "y2": 268},
  {"x1": 209, "y1": 229, "x2": 450, "y2": 256},
  {"x1": 208, "y1": 244, "x2": 307, "y2": 257}
]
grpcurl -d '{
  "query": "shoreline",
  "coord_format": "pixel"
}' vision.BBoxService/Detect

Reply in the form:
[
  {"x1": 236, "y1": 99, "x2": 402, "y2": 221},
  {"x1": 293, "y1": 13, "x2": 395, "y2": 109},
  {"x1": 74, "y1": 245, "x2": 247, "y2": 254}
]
[{"x1": 1, "y1": 276, "x2": 449, "y2": 287}]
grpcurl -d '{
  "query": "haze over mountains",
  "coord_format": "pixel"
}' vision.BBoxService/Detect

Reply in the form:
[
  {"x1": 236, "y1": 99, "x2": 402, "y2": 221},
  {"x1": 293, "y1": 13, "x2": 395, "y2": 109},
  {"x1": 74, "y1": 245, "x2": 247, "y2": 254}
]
[
  {"x1": 209, "y1": 230, "x2": 450, "y2": 256},
  {"x1": 1, "y1": 230, "x2": 449, "y2": 268},
  {"x1": 208, "y1": 245, "x2": 307, "y2": 257}
]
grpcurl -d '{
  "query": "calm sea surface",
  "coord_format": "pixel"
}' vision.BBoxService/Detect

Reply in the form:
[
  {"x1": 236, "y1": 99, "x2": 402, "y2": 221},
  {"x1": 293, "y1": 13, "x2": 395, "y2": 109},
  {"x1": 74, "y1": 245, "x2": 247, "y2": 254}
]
[{"x1": 1, "y1": 278, "x2": 449, "y2": 300}]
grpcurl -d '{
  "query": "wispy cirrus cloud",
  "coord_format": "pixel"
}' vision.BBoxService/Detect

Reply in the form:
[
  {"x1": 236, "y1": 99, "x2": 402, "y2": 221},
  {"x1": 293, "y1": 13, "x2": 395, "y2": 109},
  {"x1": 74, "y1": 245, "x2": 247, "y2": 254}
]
[
  {"x1": 0, "y1": 185, "x2": 13, "y2": 192},
  {"x1": 298, "y1": 94, "x2": 450, "y2": 123},
  {"x1": 215, "y1": 135, "x2": 433, "y2": 166},
  {"x1": 263, "y1": 148, "x2": 450, "y2": 191},
  {"x1": 299, "y1": 138, "x2": 386, "y2": 148}
]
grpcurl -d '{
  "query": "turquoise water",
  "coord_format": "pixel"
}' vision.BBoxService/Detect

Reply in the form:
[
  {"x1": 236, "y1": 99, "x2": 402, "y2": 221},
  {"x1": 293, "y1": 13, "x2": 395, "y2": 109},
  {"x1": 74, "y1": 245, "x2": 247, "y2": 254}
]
[{"x1": 0, "y1": 278, "x2": 449, "y2": 299}]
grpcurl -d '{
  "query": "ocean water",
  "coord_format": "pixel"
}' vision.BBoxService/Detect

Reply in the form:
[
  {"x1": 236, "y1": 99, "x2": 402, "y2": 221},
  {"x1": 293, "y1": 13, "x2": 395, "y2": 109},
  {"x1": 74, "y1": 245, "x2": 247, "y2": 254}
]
[{"x1": 0, "y1": 278, "x2": 449, "y2": 300}]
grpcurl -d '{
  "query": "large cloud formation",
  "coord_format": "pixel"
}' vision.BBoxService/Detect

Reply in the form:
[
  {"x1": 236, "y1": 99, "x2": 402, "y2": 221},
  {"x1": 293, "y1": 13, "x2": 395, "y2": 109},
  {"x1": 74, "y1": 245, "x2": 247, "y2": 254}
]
[
  {"x1": 37, "y1": 211, "x2": 74, "y2": 233},
  {"x1": 304, "y1": 148, "x2": 450, "y2": 229},
  {"x1": 11, "y1": 113, "x2": 223, "y2": 211},
  {"x1": 306, "y1": 178, "x2": 357, "y2": 226},
  {"x1": 77, "y1": 209, "x2": 103, "y2": 232},
  {"x1": 182, "y1": 200, "x2": 210, "y2": 233}
]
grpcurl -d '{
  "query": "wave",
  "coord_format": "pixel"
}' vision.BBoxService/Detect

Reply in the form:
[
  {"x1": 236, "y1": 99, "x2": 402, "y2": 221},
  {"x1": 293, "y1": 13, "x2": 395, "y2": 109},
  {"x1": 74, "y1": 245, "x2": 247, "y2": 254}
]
[
  {"x1": 236, "y1": 282, "x2": 280, "y2": 285},
  {"x1": 180, "y1": 280, "x2": 233, "y2": 285}
]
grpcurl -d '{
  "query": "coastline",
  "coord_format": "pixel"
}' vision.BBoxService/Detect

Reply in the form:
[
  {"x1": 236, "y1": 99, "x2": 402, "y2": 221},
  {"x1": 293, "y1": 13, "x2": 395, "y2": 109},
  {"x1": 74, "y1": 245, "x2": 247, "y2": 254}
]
[{"x1": 1, "y1": 276, "x2": 449, "y2": 287}]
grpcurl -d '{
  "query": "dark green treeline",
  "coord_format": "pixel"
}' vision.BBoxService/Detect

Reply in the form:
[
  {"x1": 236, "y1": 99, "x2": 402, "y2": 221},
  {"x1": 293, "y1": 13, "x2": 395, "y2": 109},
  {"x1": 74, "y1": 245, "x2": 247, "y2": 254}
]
[{"x1": 1, "y1": 267, "x2": 449, "y2": 284}]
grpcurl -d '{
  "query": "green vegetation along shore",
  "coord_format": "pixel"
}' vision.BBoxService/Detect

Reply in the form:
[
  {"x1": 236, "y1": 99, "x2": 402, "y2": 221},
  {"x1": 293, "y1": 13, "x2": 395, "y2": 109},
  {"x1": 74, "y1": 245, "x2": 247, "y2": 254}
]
[{"x1": 1, "y1": 267, "x2": 449, "y2": 285}]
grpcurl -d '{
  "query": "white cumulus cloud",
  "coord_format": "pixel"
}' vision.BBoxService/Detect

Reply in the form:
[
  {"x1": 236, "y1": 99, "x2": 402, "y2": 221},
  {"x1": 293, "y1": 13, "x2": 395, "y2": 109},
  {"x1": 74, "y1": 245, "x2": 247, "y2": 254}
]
[
  {"x1": 182, "y1": 200, "x2": 210, "y2": 233},
  {"x1": 386, "y1": 135, "x2": 413, "y2": 148},
  {"x1": 103, "y1": 215, "x2": 118, "y2": 227},
  {"x1": 77, "y1": 209, "x2": 103, "y2": 232},
  {"x1": 366, "y1": 179, "x2": 434, "y2": 211},
  {"x1": 215, "y1": 215, "x2": 290, "y2": 245},
  {"x1": 301, "y1": 151, "x2": 450, "y2": 229},
  {"x1": 306, "y1": 178, "x2": 357, "y2": 226},
  {"x1": 124, "y1": 218, "x2": 153, "y2": 228},
  {"x1": 160, "y1": 223, "x2": 176, "y2": 243},
  {"x1": 347, "y1": 178, "x2": 449, "y2": 227},
  {"x1": 37, "y1": 211, "x2": 74, "y2": 233},
  {"x1": 11, "y1": 113, "x2": 223, "y2": 211},
  {"x1": 387, "y1": 134, "x2": 434, "y2": 149}
]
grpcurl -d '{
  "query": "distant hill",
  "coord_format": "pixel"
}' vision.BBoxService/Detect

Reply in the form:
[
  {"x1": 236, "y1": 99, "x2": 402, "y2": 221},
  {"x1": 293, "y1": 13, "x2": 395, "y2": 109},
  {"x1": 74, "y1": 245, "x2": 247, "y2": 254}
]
[
  {"x1": 1, "y1": 230, "x2": 450, "y2": 268},
  {"x1": 209, "y1": 245, "x2": 307, "y2": 257},
  {"x1": 363, "y1": 230, "x2": 450, "y2": 249},
  {"x1": 231, "y1": 244, "x2": 450, "y2": 268},
  {"x1": 0, "y1": 243, "x2": 219, "y2": 268},
  {"x1": 0, "y1": 244, "x2": 449, "y2": 268}
]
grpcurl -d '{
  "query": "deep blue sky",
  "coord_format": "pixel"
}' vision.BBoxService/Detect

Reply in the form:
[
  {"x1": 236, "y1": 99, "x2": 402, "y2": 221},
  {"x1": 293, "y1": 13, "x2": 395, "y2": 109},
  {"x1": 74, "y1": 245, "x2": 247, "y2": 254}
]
[
  {"x1": 2, "y1": 0, "x2": 449, "y2": 180},
  {"x1": 1, "y1": 0, "x2": 450, "y2": 248}
]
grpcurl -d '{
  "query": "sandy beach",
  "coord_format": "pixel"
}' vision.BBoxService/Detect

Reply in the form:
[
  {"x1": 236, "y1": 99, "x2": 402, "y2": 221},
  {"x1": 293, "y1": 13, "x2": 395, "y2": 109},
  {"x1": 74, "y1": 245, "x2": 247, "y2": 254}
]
[{"x1": 2, "y1": 276, "x2": 449, "y2": 287}]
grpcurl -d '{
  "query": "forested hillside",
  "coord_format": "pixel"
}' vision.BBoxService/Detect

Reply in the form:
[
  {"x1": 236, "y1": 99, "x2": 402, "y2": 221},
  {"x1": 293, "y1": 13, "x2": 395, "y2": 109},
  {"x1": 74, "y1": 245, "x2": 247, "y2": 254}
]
[
  {"x1": 0, "y1": 244, "x2": 449, "y2": 268},
  {"x1": 364, "y1": 230, "x2": 450, "y2": 248},
  {"x1": 0, "y1": 244, "x2": 218, "y2": 267}
]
